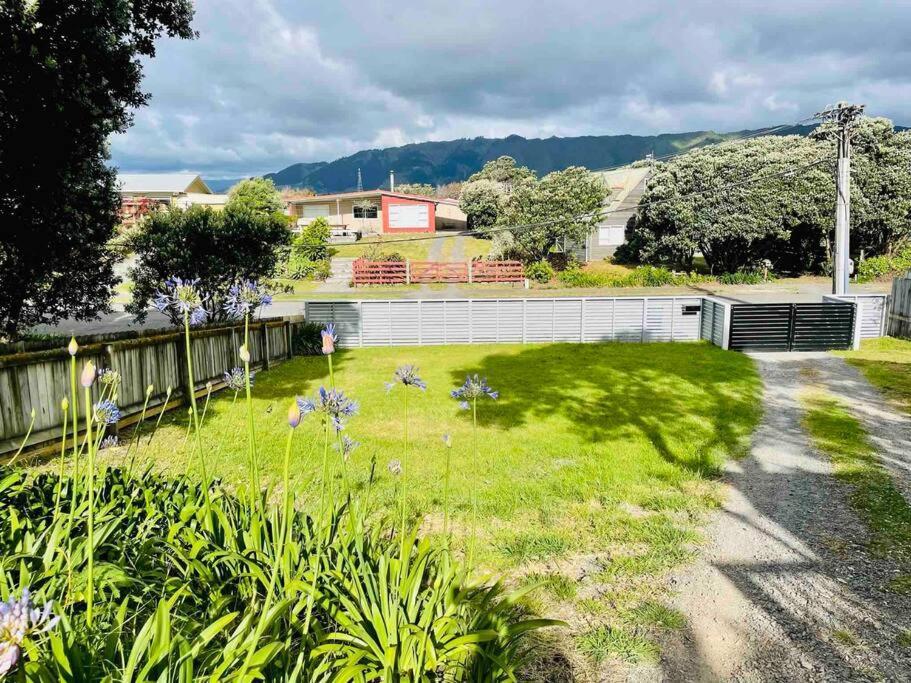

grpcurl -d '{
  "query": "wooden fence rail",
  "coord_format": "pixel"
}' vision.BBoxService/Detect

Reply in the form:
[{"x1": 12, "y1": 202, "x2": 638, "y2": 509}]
[
  {"x1": 0, "y1": 316, "x2": 308, "y2": 456},
  {"x1": 352, "y1": 259, "x2": 524, "y2": 286}
]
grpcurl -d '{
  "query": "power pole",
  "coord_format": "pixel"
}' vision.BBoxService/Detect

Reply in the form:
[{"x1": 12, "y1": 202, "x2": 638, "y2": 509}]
[{"x1": 815, "y1": 102, "x2": 865, "y2": 294}]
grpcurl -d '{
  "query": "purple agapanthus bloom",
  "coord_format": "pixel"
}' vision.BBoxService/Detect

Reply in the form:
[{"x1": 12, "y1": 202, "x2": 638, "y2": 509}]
[
  {"x1": 154, "y1": 277, "x2": 208, "y2": 325},
  {"x1": 224, "y1": 367, "x2": 253, "y2": 392},
  {"x1": 94, "y1": 399, "x2": 121, "y2": 425},
  {"x1": 0, "y1": 589, "x2": 59, "y2": 677},
  {"x1": 296, "y1": 386, "x2": 358, "y2": 432},
  {"x1": 224, "y1": 280, "x2": 272, "y2": 319},
  {"x1": 451, "y1": 375, "x2": 499, "y2": 410},
  {"x1": 321, "y1": 323, "x2": 337, "y2": 355},
  {"x1": 385, "y1": 364, "x2": 427, "y2": 392}
]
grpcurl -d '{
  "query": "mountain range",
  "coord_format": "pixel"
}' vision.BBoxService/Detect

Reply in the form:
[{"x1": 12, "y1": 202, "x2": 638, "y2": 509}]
[{"x1": 206, "y1": 125, "x2": 816, "y2": 193}]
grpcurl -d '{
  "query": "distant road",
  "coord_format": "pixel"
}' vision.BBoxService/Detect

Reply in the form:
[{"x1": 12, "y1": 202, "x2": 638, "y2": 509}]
[{"x1": 32, "y1": 301, "x2": 307, "y2": 337}]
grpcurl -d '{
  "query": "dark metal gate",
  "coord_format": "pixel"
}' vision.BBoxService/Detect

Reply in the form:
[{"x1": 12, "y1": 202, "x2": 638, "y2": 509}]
[{"x1": 729, "y1": 302, "x2": 855, "y2": 352}]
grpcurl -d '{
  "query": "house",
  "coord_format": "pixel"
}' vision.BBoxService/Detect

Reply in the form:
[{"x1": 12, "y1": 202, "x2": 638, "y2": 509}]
[
  {"x1": 573, "y1": 166, "x2": 651, "y2": 262},
  {"x1": 286, "y1": 190, "x2": 466, "y2": 236},
  {"x1": 117, "y1": 173, "x2": 229, "y2": 225}
]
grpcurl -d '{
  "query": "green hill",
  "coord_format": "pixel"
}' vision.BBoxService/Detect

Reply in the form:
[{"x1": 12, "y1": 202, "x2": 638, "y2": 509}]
[{"x1": 261, "y1": 125, "x2": 816, "y2": 193}]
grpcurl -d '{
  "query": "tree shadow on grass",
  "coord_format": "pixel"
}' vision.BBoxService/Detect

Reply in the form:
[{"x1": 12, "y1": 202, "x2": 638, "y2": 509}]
[
  {"x1": 250, "y1": 349, "x2": 355, "y2": 402},
  {"x1": 449, "y1": 342, "x2": 761, "y2": 478}
]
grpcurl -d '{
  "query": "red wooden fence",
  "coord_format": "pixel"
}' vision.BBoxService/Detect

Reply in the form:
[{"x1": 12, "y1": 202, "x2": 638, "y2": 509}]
[
  {"x1": 351, "y1": 260, "x2": 407, "y2": 285},
  {"x1": 471, "y1": 261, "x2": 525, "y2": 283},
  {"x1": 352, "y1": 259, "x2": 524, "y2": 286}
]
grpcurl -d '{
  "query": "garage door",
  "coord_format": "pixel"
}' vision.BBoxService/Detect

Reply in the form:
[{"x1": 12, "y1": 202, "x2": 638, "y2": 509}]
[
  {"x1": 388, "y1": 203, "x2": 429, "y2": 229},
  {"x1": 301, "y1": 204, "x2": 331, "y2": 220}
]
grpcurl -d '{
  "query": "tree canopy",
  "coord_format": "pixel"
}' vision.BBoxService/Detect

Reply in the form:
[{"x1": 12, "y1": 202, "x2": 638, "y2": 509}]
[
  {"x1": 227, "y1": 177, "x2": 285, "y2": 215},
  {"x1": 619, "y1": 118, "x2": 911, "y2": 274},
  {"x1": 0, "y1": 0, "x2": 195, "y2": 340},
  {"x1": 126, "y1": 206, "x2": 289, "y2": 325}
]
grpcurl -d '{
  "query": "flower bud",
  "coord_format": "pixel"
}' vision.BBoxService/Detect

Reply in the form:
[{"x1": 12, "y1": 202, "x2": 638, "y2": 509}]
[
  {"x1": 68, "y1": 337, "x2": 79, "y2": 356},
  {"x1": 239, "y1": 344, "x2": 251, "y2": 363},
  {"x1": 287, "y1": 402, "x2": 301, "y2": 428},
  {"x1": 166, "y1": 385, "x2": 172, "y2": 396},
  {"x1": 61, "y1": 397, "x2": 69, "y2": 412},
  {"x1": 321, "y1": 330, "x2": 335, "y2": 355},
  {"x1": 442, "y1": 433, "x2": 452, "y2": 448},
  {"x1": 146, "y1": 384, "x2": 154, "y2": 396},
  {"x1": 80, "y1": 361, "x2": 96, "y2": 388}
]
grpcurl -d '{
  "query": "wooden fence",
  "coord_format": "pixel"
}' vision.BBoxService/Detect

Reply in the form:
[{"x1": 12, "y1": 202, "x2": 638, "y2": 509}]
[
  {"x1": 352, "y1": 259, "x2": 524, "y2": 286},
  {"x1": 0, "y1": 316, "x2": 308, "y2": 456},
  {"x1": 887, "y1": 274, "x2": 911, "y2": 338}
]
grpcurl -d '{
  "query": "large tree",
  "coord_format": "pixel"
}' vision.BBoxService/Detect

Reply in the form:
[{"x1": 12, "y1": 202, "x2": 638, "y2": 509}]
[
  {"x1": 0, "y1": 0, "x2": 195, "y2": 340},
  {"x1": 459, "y1": 156, "x2": 536, "y2": 231},
  {"x1": 620, "y1": 118, "x2": 911, "y2": 274},
  {"x1": 227, "y1": 177, "x2": 285, "y2": 215}
]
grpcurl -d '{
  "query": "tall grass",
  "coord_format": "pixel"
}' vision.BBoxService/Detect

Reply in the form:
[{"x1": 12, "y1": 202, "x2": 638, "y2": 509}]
[{"x1": 0, "y1": 279, "x2": 557, "y2": 680}]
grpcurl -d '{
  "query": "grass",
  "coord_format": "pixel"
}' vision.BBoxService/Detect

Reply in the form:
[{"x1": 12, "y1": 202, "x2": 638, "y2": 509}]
[
  {"x1": 90, "y1": 341, "x2": 761, "y2": 668},
  {"x1": 802, "y1": 392, "x2": 911, "y2": 560},
  {"x1": 330, "y1": 234, "x2": 431, "y2": 261},
  {"x1": 577, "y1": 625, "x2": 659, "y2": 663},
  {"x1": 438, "y1": 234, "x2": 492, "y2": 261},
  {"x1": 836, "y1": 337, "x2": 911, "y2": 414}
]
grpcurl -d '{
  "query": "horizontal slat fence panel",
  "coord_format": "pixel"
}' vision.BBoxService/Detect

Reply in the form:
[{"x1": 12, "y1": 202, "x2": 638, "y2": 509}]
[
  {"x1": 823, "y1": 294, "x2": 887, "y2": 339},
  {"x1": 0, "y1": 316, "x2": 305, "y2": 456},
  {"x1": 304, "y1": 297, "x2": 705, "y2": 349}
]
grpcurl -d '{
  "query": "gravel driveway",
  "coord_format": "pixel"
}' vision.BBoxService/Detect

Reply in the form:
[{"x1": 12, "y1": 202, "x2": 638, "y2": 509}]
[{"x1": 656, "y1": 353, "x2": 911, "y2": 682}]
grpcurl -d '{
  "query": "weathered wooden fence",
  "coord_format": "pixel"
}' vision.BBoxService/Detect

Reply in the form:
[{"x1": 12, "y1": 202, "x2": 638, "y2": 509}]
[
  {"x1": 887, "y1": 274, "x2": 911, "y2": 338},
  {"x1": 352, "y1": 259, "x2": 524, "y2": 286},
  {"x1": 0, "y1": 316, "x2": 307, "y2": 456}
]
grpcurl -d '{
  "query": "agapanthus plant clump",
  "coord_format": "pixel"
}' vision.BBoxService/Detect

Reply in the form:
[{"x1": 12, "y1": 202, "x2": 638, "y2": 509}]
[
  {"x1": 153, "y1": 276, "x2": 208, "y2": 326},
  {"x1": 297, "y1": 387, "x2": 359, "y2": 433}
]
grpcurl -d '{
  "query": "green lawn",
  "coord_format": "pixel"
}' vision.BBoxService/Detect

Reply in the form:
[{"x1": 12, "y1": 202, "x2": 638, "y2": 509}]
[
  {"x1": 837, "y1": 337, "x2": 911, "y2": 413},
  {"x1": 97, "y1": 342, "x2": 761, "y2": 669},
  {"x1": 330, "y1": 235, "x2": 431, "y2": 261}
]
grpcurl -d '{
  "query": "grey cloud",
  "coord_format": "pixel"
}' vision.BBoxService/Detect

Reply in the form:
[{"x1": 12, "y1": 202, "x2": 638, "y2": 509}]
[{"x1": 110, "y1": 0, "x2": 911, "y2": 177}]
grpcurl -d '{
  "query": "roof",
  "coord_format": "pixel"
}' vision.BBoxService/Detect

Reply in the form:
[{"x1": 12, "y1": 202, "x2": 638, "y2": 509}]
[
  {"x1": 117, "y1": 173, "x2": 212, "y2": 194},
  {"x1": 286, "y1": 190, "x2": 459, "y2": 206},
  {"x1": 596, "y1": 166, "x2": 651, "y2": 212}
]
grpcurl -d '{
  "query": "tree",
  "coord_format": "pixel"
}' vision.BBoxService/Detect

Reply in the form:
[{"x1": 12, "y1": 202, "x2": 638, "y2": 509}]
[
  {"x1": 459, "y1": 180, "x2": 506, "y2": 232},
  {"x1": 467, "y1": 156, "x2": 535, "y2": 190},
  {"x1": 0, "y1": 0, "x2": 195, "y2": 340},
  {"x1": 497, "y1": 167, "x2": 607, "y2": 263},
  {"x1": 621, "y1": 120, "x2": 911, "y2": 274},
  {"x1": 395, "y1": 183, "x2": 436, "y2": 197},
  {"x1": 126, "y1": 206, "x2": 290, "y2": 324},
  {"x1": 227, "y1": 177, "x2": 285, "y2": 215},
  {"x1": 286, "y1": 217, "x2": 331, "y2": 280}
]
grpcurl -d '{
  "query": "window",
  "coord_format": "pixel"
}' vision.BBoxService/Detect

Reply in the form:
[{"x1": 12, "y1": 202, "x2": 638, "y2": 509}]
[{"x1": 353, "y1": 204, "x2": 378, "y2": 219}]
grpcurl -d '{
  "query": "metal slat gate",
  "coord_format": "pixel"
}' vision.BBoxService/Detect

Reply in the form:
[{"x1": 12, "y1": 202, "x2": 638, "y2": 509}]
[{"x1": 729, "y1": 302, "x2": 856, "y2": 352}]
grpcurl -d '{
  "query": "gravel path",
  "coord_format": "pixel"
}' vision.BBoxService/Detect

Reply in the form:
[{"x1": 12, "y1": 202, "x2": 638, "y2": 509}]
[{"x1": 657, "y1": 353, "x2": 911, "y2": 682}]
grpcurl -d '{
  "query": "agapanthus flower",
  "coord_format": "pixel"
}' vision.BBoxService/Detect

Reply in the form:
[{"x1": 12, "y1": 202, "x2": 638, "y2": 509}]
[
  {"x1": 80, "y1": 360, "x2": 96, "y2": 388},
  {"x1": 333, "y1": 435, "x2": 360, "y2": 461},
  {"x1": 98, "y1": 368, "x2": 120, "y2": 387},
  {"x1": 100, "y1": 435, "x2": 119, "y2": 450},
  {"x1": 296, "y1": 386, "x2": 358, "y2": 432},
  {"x1": 67, "y1": 338, "x2": 78, "y2": 356},
  {"x1": 451, "y1": 375, "x2": 499, "y2": 410},
  {"x1": 0, "y1": 589, "x2": 59, "y2": 677},
  {"x1": 385, "y1": 364, "x2": 427, "y2": 392},
  {"x1": 153, "y1": 277, "x2": 208, "y2": 326},
  {"x1": 94, "y1": 399, "x2": 121, "y2": 426},
  {"x1": 387, "y1": 459, "x2": 402, "y2": 476},
  {"x1": 287, "y1": 402, "x2": 302, "y2": 429},
  {"x1": 224, "y1": 280, "x2": 272, "y2": 318},
  {"x1": 442, "y1": 433, "x2": 452, "y2": 448},
  {"x1": 321, "y1": 323, "x2": 337, "y2": 355},
  {"x1": 224, "y1": 367, "x2": 253, "y2": 392}
]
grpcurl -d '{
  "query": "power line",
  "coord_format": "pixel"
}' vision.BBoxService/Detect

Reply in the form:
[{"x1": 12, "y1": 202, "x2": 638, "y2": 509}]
[{"x1": 336, "y1": 157, "x2": 830, "y2": 248}]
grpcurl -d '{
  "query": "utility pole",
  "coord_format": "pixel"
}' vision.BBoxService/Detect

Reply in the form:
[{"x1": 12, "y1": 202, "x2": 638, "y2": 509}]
[
  {"x1": 815, "y1": 101, "x2": 865, "y2": 294},
  {"x1": 356, "y1": 167, "x2": 363, "y2": 192}
]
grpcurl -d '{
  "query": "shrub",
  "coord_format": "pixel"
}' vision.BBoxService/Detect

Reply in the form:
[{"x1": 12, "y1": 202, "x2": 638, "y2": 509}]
[
  {"x1": 717, "y1": 270, "x2": 770, "y2": 285},
  {"x1": 525, "y1": 260, "x2": 555, "y2": 283},
  {"x1": 285, "y1": 217, "x2": 332, "y2": 280},
  {"x1": 292, "y1": 320, "x2": 324, "y2": 355},
  {"x1": 857, "y1": 246, "x2": 911, "y2": 283}
]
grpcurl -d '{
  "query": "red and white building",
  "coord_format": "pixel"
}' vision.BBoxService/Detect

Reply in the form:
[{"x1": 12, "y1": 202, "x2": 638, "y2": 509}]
[{"x1": 285, "y1": 190, "x2": 466, "y2": 235}]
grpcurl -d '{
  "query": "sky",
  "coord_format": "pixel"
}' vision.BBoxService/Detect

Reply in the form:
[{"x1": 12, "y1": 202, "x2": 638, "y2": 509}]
[{"x1": 110, "y1": 0, "x2": 911, "y2": 179}]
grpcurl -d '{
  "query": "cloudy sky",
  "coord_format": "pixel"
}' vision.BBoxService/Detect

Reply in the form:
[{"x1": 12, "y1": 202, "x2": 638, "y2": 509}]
[{"x1": 110, "y1": 0, "x2": 911, "y2": 179}]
